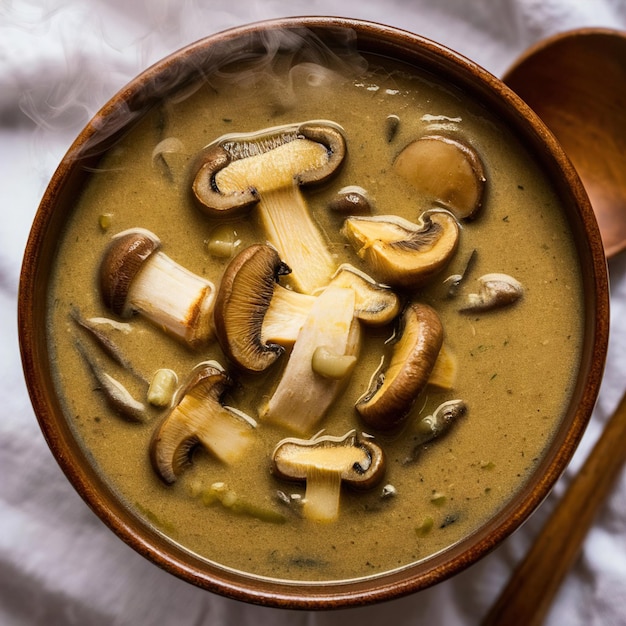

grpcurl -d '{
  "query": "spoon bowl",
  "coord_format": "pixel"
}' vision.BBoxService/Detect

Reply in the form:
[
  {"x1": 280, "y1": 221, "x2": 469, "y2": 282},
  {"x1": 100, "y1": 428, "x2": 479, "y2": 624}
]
[{"x1": 504, "y1": 28, "x2": 626, "y2": 257}]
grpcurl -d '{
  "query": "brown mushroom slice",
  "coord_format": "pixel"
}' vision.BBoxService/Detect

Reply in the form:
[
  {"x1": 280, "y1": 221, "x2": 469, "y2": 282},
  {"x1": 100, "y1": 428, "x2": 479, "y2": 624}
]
[
  {"x1": 357, "y1": 303, "x2": 443, "y2": 431},
  {"x1": 460, "y1": 273, "x2": 524, "y2": 312},
  {"x1": 328, "y1": 185, "x2": 372, "y2": 214},
  {"x1": 213, "y1": 244, "x2": 316, "y2": 373},
  {"x1": 74, "y1": 338, "x2": 148, "y2": 423},
  {"x1": 272, "y1": 430, "x2": 385, "y2": 522},
  {"x1": 150, "y1": 362, "x2": 255, "y2": 484},
  {"x1": 216, "y1": 251, "x2": 398, "y2": 372},
  {"x1": 393, "y1": 135, "x2": 486, "y2": 220},
  {"x1": 99, "y1": 228, "x2": 215, "y2": 348},
  {"x1": 192, "y1": 121, "x2": 346, "y2": 294},
  {"x1": 329, "y1": 264, "x2": 401, "y2": 326},
  {"x1": 408, "y1": 399, "x2": 467, "y2": 462},
  {"x1": 342, "y1": 210, "x2": 460, "y2": 288},
  {"x1": 69, "y1": 307, "x2": 143, "y2": 379},
  {"x1": 260, "y1": 285, "x2": 361, "y2": 435},
  {"x1": 414, "y1": 399, "x2": 467, "y2": 449}
]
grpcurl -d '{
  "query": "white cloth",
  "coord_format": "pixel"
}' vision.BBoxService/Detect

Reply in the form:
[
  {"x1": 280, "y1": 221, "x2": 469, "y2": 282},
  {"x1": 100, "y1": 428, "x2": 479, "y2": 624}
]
[{"x1": 2, "y1": 1, "x2": 626, "y2": 624}]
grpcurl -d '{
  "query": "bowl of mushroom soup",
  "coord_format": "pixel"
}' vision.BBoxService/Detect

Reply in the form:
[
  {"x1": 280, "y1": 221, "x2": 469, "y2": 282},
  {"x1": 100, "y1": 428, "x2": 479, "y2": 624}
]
[{"x1": 18, "y1": 17, "x2": 609, "y2": 608}]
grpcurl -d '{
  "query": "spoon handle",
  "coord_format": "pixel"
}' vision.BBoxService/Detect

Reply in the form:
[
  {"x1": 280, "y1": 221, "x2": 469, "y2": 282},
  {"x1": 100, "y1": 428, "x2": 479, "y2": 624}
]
[{"x1": 482, "y1": 389, "x2": 626, "y2": 626}]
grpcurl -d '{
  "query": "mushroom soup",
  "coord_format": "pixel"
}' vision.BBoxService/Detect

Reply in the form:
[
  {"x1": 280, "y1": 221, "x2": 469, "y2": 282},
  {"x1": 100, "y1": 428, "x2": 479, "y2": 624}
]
[{"x1": 47, "y1": 50, "x2": 584, "y2": 583}]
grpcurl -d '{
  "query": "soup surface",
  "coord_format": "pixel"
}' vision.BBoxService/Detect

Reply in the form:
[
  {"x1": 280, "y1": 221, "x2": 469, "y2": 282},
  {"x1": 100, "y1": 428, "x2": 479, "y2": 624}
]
[{"x1": 47, "y1": 47, "x2": 583, "y2": 583}]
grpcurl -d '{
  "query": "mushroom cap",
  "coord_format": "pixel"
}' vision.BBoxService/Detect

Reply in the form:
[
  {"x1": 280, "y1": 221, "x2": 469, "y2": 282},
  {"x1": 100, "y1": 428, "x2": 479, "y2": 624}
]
[
  {"x1": 460, "y1": 272, "x2": 524, "y2": 312},
  {"x1": 357, "y1": 302, "x2": 444, "y2": 430},
  {"x1": 99, "y1": 228, "x2": 161, "y2": 317},
  {"x1": 192, "y1": 120, "x2": 346, "y2": 216},
  {"x1": 272, "y1": 430, "x2": 386, "y2": 490},
  {"x1": 213, "y1": 244, "x2": 290, "y2": 373},
  {"x1": 328, "y1": 186, "x2": 372, "y2": 214},
  {"x1": 295, "y1": 122, "x2": 346, "y2": 186},
  {"x1": 342, "y1": 210, "x2": 460, "y2": 288},
  {"x1": 393, "y1": 134, "x2": 486, "y2": 220},
  {"x1": 192, "y1": 144, "x2": 258, "y2": 217}
]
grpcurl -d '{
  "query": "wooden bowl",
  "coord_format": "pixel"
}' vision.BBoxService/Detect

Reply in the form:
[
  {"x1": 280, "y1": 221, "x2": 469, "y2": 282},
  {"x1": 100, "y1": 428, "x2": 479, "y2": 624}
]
[{"x1": 18, "y1": 17, "x2": 609, "y2": 609}]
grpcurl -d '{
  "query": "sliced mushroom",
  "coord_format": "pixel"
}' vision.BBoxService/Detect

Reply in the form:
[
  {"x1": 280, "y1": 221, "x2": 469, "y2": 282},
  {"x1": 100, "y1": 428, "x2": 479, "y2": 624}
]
[
  {"x1": 192, "y1": 121, "x2": 347, "y2": 294},
  {"x1": 342, "y1": 210, "x2": 460, "y2": 288},
  {"x1": 213, "y1": 244, "x2": 316, "y2": 373},
  {"x1": 70, "y1": 306, "x2": 137, "y2": 374},
  {"x1": 99, "y1": 228, "x2": 215, "y2": 348},
  {"x1": 408, "y1": 399, "x2": 467, "y2": 461},
  {"x1": 150, "y1": 362, "x2": 255, "y2": 484},
  {"x1": 393, "y1": 134, "x2": 486, "y2": 220},
  {"x1": 328, "y1": 186, "x2": 372, "y2": 214},
  {"x1": 414, "y1": 399, "x2": 467, "y2": 443},
  {"x1": 357, "y1": 303, "x2": 443, "y2": 431},
  {"x1": 385, "y1": 114, "x2": 401, "y2": 143},
  {"x1": 74, "y1": 338, "x2": 148, "y2": 423},
  {"x1": 260, "y1": 285, "x2": 361, "y2": 435},
  {"x1": 329, "y1": 264, "x2": 401, "y2": 326},
  {"x1": 311, "y1": 346, "x2": 357, "y2": 380},
  {"x1": 271, "y1": 430, "x2": 386, "y2": 522},
  {"x1": 460, "y1": 273, "x2": 524, "y2": 312}
]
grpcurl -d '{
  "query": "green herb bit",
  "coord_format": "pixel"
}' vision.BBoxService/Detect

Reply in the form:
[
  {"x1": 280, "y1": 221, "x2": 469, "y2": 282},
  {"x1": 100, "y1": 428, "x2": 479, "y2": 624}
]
[
  {"x1": 201, "y1": 482, "x2": 286, "y2": 524},
  {"x1": 415, "y1": 516, "x2": 434, "y2": 537},
  {"x1": 135, "y1": 502, "x2": 176, "y2": 534},
  {"x1": 430, "y1": 492, "x2": 447, "y2": 506}
]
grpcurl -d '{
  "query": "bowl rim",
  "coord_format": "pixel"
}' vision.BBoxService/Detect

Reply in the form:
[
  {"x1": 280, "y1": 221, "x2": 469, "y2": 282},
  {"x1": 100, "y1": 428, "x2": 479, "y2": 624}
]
[{"x1": 18, "y1": 15, "x2": 610, "y2": 609}]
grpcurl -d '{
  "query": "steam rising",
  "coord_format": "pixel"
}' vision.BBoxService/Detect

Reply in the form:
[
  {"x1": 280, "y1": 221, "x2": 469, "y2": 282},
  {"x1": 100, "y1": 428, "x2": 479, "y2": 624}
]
[
  {"x1": 56, "y1": 24, "x2": 369, "y2": 163},
  {"x1": 4, "y1": 3, "x2": 362, "y2": 179}
]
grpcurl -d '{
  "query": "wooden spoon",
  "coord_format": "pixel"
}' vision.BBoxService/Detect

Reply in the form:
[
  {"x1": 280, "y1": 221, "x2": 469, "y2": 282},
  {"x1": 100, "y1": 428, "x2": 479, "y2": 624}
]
[
  {"x1": 504, "y1": 28, "x2": 626, "y2": 258},
  {"x1": 483, "y1": 28, "x2": 626, "y2": 625}
]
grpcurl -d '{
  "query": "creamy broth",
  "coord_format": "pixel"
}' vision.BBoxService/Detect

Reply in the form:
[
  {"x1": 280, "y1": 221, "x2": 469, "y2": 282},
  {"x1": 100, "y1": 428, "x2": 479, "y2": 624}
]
[{"x1": 47, "y1": 51, "x2": 583, "y2": 583}]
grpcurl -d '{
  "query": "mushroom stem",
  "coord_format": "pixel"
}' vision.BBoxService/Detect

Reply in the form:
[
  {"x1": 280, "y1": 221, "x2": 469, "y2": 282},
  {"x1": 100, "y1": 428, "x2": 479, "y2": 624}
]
[
  {"x1": 427, "y1": 343, "x2": 458, "y2": 390},
  {"x1": 255, "y1": 187, "x2": 335, "y2": 294},
  {"x1": 303, "y1": 466, "x2": 343, "y2": 522},
  {"x1": 260, "y1": 286, "x2": 361, "y2": 434},
  {"x1": 129, "y1": 250, "x2": 215, "y2": 346},
  {"x1": 261, "y1": 283, "x2": 317, "y2": 346}
]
